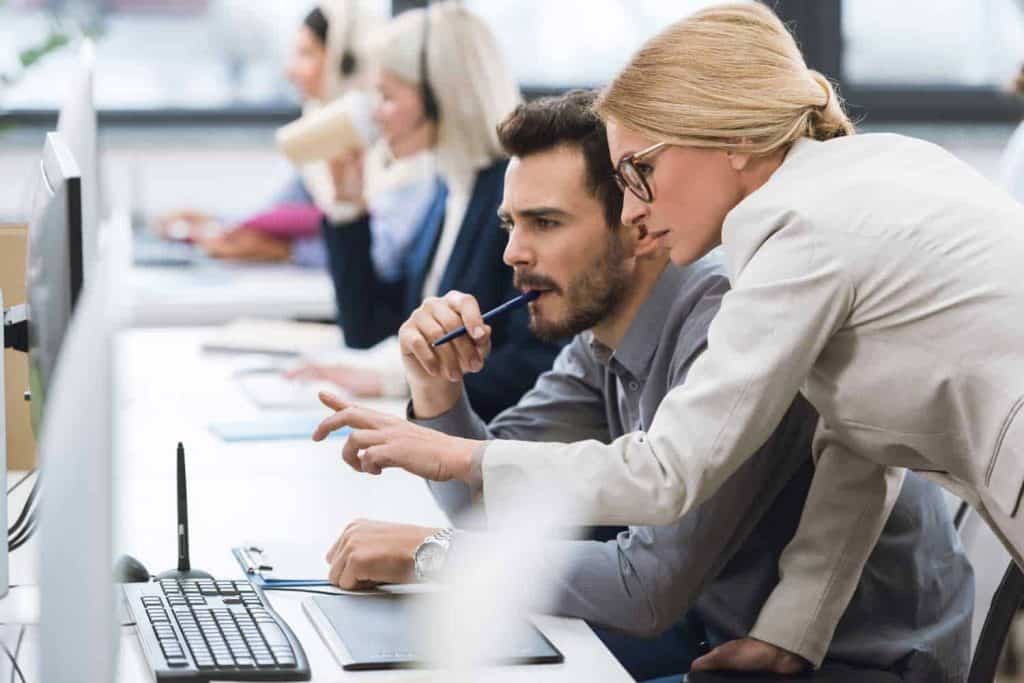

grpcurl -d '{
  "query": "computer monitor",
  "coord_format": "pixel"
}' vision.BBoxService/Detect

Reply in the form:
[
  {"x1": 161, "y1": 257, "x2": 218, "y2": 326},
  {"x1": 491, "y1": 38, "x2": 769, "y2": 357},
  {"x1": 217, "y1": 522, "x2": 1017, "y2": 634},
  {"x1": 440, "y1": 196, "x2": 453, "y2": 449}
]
[
  {"x1": 56, "y1": 39, "x2": 101, "y2": 283},
  {"x1": 37, "y1": 210, "x2": 130, "y2": 683},
  {"x1": 24, "y1": 132, "x2": 84, "y2": 433}
]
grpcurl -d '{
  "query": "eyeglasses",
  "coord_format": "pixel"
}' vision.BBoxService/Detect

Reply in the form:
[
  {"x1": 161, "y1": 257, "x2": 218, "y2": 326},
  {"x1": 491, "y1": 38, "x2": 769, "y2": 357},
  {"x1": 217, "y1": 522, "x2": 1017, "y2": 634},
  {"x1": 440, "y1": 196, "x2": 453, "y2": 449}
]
[{"x1": 613, "y1": 142, "x2": 671, "y2": 204}]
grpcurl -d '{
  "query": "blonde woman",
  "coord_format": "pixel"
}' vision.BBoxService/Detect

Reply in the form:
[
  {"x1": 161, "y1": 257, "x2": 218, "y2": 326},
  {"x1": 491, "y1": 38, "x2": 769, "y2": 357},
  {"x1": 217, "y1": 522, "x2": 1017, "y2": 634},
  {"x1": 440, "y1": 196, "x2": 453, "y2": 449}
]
[
  {"x1": 312, "y1": 2, "x2": 1024, "y2": 675},
  {"x1": 297, "y1": 2, "x2": 563, "y2": 419}
]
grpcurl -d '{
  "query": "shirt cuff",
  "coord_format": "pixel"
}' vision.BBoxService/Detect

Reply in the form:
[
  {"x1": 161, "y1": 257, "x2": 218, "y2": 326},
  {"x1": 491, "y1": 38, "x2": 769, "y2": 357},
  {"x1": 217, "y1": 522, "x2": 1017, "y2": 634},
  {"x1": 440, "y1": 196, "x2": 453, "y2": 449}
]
[{"x1": 407, "y1": 391, "x2": 488, "y2": 440}]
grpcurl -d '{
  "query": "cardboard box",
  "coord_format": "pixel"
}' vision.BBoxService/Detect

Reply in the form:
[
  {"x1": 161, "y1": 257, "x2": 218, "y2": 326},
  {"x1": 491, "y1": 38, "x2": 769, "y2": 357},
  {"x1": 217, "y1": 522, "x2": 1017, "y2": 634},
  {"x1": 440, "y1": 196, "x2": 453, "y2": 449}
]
[{"x1": 0, "y1": 224, "x2": 36, "y2": 470}]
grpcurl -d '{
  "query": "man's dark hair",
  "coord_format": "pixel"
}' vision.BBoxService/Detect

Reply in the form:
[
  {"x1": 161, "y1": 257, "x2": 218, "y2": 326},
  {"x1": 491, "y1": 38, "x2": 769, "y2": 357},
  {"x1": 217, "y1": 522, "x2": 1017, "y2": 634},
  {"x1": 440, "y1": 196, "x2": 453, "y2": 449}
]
[{"x1": 497, "y1": 89, "x2": 623, "y2": 229}]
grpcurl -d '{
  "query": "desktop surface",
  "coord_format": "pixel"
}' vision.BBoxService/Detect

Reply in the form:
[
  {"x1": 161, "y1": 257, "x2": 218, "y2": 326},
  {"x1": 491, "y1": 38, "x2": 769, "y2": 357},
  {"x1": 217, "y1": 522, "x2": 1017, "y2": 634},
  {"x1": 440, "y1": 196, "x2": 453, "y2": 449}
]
[{"x1": 110, "y1": 326, "x2": 633, "y2": 682}]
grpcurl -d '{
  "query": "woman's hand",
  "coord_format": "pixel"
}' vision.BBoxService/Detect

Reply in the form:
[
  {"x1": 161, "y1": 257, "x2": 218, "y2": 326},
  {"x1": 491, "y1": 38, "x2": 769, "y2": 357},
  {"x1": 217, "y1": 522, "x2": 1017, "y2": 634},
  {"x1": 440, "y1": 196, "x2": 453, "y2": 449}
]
[
  {"x1": 197, "y1": 228, "x2": 291, "y2": 262},
  {"x1": 313, "y1": 392, "x2": 481, "y2": 482},
  {"x1": 690, "y1": 638, "x2": 808, "y2": 675},
  {"x1": 284, "y1": 362, "x2": 384, "y2": 398},
  {"x1": 327, "y1": 148, "x2": 367, "y2": 209},
  {"x1": 155, "y1": 210, "x2": 221, "y2": 241}
]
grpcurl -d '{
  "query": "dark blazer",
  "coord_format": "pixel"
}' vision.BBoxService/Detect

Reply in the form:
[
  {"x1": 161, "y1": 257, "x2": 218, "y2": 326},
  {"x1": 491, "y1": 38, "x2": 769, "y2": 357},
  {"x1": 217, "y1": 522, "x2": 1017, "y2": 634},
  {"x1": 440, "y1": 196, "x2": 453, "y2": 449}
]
[{"x1": 323, "y1": 158, "x2": 563, "y2": 421}]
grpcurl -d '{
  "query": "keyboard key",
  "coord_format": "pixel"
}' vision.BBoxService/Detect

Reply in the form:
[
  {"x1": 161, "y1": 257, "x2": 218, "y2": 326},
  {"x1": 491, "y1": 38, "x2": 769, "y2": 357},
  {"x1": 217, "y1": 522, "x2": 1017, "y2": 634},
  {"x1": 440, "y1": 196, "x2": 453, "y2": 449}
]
[
  {"x1": 258, "y1": 623, "x2": 289, "y2": 649},
  {"x1": 165, "y1": 657, "x2": 189, "y2": 668},
  {"x1": 214, "y1": 654, "x2": 235, "y2": 667}
]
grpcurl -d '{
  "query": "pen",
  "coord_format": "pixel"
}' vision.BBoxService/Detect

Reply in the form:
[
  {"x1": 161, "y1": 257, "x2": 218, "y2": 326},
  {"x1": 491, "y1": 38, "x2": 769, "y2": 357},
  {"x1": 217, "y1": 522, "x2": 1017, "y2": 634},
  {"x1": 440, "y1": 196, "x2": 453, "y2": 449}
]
[{"x1": 432, "y1": 290, "x2": 541, "y2": 347}]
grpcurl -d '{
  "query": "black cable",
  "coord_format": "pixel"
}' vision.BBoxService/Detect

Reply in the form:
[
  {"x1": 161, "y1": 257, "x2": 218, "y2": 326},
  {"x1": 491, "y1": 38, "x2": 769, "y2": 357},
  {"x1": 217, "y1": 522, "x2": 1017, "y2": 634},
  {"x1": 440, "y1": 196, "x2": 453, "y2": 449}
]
[
  {"x1": 6, "y1": 472, "x2": 34, "y2": 496},
  {"x1": 8, "y1": 508, "x2": 36, "y2": 549},
  {"x1": 8, "y1": 625, "x2": 23, "y2": 683},
  {"x1": 8, "y1": 515, "x2": 35, "y2": 551},
  {"x1": 7, "y1": 478, "x2": 39, "y2": 538},
  {"x1": 0, "y1": 628, "x2": 25, "y2": 683},
  {"x1": 8, "y1": 516, "x2": 36, "y2": 552}
]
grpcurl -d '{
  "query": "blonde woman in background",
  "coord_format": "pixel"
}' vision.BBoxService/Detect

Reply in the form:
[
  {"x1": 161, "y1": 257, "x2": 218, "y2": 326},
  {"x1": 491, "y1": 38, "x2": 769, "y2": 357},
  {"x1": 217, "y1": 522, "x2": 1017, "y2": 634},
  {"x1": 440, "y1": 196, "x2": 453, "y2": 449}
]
[
  {"x1": 158, "y1": 1, "x2": 435, "y2": 271},
  {"x1": 293, "y1": 2, "x2": 563, "y2": 420},
  {"x1": 312, "y1": 2, "x2": 1024, "y2": 675}
]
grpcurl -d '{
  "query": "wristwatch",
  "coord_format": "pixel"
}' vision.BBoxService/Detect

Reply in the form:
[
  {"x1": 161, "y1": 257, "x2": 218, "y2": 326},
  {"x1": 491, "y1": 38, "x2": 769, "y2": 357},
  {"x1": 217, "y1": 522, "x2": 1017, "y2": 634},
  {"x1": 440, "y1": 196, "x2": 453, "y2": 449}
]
[{"x1": 413, "y1": 528, "x2": 454, "y2": 582}]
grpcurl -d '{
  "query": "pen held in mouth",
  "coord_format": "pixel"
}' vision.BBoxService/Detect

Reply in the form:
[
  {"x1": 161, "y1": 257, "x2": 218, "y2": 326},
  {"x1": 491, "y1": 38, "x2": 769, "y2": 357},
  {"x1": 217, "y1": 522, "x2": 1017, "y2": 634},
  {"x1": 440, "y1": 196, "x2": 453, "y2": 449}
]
[{"x1": 432, "y1": 290, "x2": 541, "y2": 347}]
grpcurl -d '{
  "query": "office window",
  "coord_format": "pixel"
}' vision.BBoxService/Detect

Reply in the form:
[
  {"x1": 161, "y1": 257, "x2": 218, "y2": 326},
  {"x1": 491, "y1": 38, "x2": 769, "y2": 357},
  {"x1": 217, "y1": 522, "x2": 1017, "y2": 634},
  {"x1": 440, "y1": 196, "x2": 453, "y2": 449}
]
[
  {"x1": 0, "y1": 0, "x2": 385, "y2": 111},
  {"x1": 462, "y1": 0, "x2": 750, "y2": 88},
  {"x1": 842, "y1": 0, "x2": 1024, "y2": 88}
]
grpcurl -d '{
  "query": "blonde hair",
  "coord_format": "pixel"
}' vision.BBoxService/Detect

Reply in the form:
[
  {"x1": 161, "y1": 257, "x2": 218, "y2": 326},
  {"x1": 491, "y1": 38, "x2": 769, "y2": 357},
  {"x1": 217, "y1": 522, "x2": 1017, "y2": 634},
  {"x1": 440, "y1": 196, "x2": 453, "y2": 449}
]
[
  {"x1": 365, "y1": 2, "x2": 521, "y2": 173},
  {"x1": 596, "y1": 2, "x2": 854, "y2": 156}
]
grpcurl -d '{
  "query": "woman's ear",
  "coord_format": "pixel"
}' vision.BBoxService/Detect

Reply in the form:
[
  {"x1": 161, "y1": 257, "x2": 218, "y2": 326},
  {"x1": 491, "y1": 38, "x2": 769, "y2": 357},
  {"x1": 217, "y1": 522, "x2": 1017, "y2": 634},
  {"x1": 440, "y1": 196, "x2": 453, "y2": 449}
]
[{"x1": 726, "y1": 150, "x2": 752, "y2": 171}]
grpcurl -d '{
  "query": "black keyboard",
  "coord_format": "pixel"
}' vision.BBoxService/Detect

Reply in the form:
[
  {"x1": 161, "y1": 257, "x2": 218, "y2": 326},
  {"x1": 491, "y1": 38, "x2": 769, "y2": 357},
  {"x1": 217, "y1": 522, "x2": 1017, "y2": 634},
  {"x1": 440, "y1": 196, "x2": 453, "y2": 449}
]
[{"x1": 124, "y1": 578, "x2": 311, "y2": 682}]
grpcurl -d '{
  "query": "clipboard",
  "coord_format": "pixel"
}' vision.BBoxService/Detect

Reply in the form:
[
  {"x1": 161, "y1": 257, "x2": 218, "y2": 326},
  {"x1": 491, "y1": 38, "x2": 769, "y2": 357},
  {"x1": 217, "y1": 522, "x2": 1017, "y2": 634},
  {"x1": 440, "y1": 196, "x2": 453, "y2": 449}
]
[{"x1": 232, "y1": 544, "x2": 333, "y2": 588}]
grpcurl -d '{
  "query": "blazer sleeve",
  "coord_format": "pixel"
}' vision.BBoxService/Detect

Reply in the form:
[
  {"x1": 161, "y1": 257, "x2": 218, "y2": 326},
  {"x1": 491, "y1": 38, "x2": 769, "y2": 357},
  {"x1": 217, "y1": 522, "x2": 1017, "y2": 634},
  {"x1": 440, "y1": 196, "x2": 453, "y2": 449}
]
[
  {"x1": 479, "y1": 215, "x2": 904, "y2": 666},
  {"x1": 321, "y1": 215, "x2": 406, "y2": 349}
]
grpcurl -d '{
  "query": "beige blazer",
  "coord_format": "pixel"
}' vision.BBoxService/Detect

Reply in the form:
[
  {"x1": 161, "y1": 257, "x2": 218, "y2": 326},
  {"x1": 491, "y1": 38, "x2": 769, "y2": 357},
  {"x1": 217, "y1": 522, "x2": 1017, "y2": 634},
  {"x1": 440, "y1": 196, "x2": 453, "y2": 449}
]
[{"x1": 480, "y1": 133, "x2": 1024, "y2": 665}]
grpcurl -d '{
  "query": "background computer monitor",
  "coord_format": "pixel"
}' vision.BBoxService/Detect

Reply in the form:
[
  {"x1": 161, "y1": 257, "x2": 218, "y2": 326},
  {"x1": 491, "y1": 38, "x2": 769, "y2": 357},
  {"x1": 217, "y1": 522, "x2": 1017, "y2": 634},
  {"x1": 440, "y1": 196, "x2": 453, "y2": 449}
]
[
  {"x1": 37, "y1": 210, "x2": 129, "y2": 683},
  {"x1": 56, "y1": 39, "x2": 100, "y2": 284},
  {"x1": 25, "y1": 132, "x2": 84, "y2": 433}
]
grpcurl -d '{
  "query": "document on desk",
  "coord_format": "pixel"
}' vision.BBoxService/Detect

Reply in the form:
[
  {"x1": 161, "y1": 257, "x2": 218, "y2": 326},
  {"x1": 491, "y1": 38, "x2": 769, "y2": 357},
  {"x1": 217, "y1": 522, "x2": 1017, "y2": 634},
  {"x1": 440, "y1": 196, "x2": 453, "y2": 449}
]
[
  {"x1": 209, "y1": 415, "x2": 349, "y2": 442},
  {"x1": 203, "y1": 318, "x2": 343, "y2": 357},
  {"x1": 233, "y1": 543, "x2": 436, "y2": 594},
  {"x1": 233, "y1": 542, "x2": 363, "y2": 592}
]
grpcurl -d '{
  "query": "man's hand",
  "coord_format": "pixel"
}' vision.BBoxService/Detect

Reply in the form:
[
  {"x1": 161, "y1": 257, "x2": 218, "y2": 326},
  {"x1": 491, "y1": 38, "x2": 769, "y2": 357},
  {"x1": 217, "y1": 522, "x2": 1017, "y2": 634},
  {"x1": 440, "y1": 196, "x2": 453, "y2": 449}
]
[
  {"x1": 399, "y1": 290, "x2": 492, "y2": 418},
  {"x1": 325, "y1": 519, "x2": 439, "y2": 589},
  {"x1": 284, "y1": 362, "x2": 384, "y2": 398},
  {"x1": 313, "y1": 392, "x2": 481, "y2": 482},
  {"x1": 198, "y1": 228, "x2": 291, "y2": 262},
  {"x1": 690, "y1": 638, "x2": 808, "y2": 675}
]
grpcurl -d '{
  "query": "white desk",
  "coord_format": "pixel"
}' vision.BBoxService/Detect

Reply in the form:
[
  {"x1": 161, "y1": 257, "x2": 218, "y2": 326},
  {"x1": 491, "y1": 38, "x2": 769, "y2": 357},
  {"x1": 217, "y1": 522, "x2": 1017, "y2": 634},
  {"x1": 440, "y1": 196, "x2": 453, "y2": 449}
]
[
  {"x1": 129, "y1": 262, "x2": 337, "y2": 327},
  {"x1": 109, "y1": 327, "x2": 633, "y2": 682}
]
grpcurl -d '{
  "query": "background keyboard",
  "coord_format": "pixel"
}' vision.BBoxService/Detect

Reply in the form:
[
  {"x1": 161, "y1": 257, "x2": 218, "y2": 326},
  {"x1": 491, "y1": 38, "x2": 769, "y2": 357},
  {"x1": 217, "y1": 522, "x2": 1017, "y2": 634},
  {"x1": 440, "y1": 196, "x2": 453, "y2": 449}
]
[{"x1": 124, "y1": 578, "x2": 311, "y2": 682}]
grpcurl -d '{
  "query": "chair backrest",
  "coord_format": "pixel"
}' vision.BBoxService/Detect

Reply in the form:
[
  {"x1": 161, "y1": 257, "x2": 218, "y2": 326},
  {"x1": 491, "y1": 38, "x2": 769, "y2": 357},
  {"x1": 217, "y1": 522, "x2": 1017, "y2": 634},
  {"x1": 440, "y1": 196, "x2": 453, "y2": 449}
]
[{"x1": 956, "y1": 503, "x2": 1024, "y2": 683}]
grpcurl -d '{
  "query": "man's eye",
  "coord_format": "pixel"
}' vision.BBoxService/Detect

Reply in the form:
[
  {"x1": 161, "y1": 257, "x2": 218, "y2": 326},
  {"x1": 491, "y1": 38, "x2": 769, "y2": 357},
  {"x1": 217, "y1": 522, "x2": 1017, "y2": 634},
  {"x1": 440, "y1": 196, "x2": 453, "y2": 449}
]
[
  {"x1": 535, "y1": 218, "x2": 559, "y2": 229},
  {"x1": 499, "y1": 220, "x2": 514, "y2": 233}
]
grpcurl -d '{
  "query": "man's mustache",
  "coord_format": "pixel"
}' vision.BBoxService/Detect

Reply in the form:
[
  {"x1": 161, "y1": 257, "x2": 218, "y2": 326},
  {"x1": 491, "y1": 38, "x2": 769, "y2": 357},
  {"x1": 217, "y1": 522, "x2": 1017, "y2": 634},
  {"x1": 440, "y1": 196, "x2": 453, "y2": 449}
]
[{"x1": 514, "y1": 272, "x2": 561, "y2": 295}]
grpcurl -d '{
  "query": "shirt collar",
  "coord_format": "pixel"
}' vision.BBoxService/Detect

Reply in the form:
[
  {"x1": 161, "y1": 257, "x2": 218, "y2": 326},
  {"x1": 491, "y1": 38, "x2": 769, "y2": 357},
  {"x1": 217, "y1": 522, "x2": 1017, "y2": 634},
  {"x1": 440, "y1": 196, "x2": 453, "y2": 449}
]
[{"x1": 588, "y1": 264, "x2": 686, "y2": 382}]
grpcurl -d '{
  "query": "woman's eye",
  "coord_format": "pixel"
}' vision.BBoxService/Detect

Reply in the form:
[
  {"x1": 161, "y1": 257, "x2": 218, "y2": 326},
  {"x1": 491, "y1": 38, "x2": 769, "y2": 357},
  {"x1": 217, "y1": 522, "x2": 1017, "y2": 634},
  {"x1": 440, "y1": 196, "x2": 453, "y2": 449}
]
[{"x1": 636, "y1": 163, "x2": 655, "y2": 177}]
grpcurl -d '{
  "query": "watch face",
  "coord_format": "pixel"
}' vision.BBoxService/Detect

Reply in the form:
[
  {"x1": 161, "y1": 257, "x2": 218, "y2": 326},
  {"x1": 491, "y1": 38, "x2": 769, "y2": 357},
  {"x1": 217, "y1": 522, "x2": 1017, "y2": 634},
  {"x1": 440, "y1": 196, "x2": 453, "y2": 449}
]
[{"x1": 419, "y1": 542, "x2": 445, "y2": 574}]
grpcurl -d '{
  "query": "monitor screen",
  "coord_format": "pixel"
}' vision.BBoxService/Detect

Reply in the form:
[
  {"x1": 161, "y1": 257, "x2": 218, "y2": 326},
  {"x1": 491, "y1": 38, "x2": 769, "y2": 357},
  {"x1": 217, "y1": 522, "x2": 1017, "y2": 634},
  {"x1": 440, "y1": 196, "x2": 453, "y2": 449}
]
[
  {"x1": 56, "y1": 39, "x2": 99, "y2": 285},
  {"x1": 25, "y1": 132, "x2": 83, "y2": 433}
]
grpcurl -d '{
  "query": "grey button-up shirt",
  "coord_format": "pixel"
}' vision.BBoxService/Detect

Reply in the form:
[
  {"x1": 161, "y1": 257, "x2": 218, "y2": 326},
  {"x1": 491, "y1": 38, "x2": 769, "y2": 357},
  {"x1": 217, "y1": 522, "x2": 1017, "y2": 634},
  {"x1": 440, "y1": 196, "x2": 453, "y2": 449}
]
[{"x1": 416, "y1": 254, "x2": 972, "y2": 682}]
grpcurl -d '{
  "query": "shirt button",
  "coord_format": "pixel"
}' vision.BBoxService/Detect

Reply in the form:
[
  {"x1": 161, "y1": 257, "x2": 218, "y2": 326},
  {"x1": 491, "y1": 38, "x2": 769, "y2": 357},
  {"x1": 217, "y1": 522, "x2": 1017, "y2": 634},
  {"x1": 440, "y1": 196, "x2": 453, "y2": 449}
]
[{"x1": 628, "y1": 382, "x2": 639, "y2": 391}]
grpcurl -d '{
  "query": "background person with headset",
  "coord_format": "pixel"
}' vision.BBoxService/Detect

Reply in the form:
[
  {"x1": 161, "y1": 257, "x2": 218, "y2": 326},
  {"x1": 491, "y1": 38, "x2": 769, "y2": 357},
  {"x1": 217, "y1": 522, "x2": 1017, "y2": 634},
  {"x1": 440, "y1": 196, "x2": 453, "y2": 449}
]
[
  {"x1": 156, "y1": 1, "x2": 435, "y2": 270},
  {"x1": 292, "y1": 2, "x2": 563, "y2": 420},
  {"x1": 311, "y1": 2, "x2": 1024, "y2": 674}
]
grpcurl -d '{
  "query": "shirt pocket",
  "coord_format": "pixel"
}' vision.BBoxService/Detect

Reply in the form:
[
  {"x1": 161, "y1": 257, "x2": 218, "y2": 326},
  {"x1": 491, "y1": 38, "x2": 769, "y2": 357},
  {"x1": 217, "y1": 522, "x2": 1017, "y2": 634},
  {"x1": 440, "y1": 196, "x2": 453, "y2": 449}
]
[{"x1": 987, "y1": 395, "x2": 1024, "y2": 517}]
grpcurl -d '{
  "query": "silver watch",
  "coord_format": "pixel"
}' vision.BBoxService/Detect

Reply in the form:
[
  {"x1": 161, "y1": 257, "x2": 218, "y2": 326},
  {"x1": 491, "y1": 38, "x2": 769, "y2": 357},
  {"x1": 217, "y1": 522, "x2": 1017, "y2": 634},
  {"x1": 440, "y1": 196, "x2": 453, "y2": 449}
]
[{"x1": 413, "y1": 528, "x2": 454, "y2": 582}]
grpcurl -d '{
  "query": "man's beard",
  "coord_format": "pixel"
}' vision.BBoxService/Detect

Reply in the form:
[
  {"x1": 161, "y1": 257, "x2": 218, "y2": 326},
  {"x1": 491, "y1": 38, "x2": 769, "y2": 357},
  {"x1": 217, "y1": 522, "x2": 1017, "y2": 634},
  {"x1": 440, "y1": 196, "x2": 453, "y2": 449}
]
[{"x1": 516, "y1": 232, "x2": 631, "y2": 342}]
